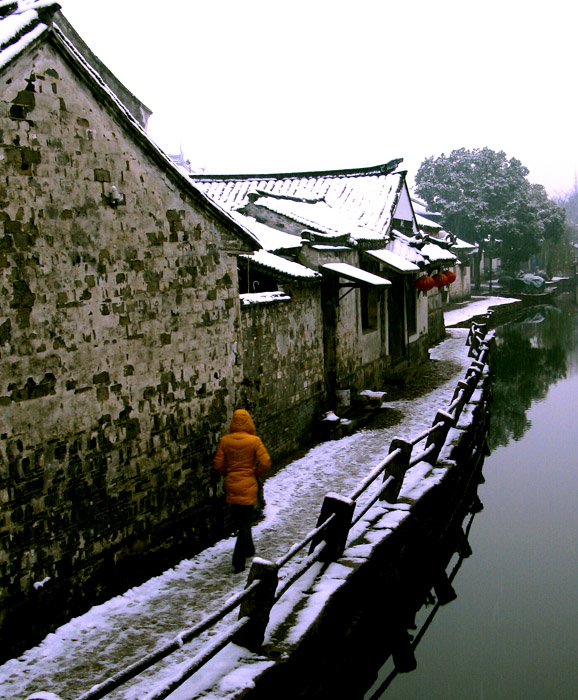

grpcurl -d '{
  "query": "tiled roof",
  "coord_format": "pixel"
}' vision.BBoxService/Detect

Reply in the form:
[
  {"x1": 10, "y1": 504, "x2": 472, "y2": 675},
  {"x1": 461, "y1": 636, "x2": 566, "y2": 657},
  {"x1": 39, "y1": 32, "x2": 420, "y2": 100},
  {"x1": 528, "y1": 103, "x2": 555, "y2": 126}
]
[
  {"x1": 386, "y1": 232, "x2": 427, "y2": 267},
  {"x1": 191, "y1": 160, "x2": 406, "y2": 235},
  {"x1": 364, "y1": 248, "x2": 421, "y2": 274},
  {"x1": 411, "y1": 195, "x2": 442, "y2": 219},
  {"x1": 242, "y1": 193, "x2": 384, "y2": 243},
  {"x1": 240, "y1": 249, "x2": 322, "y2": 283},
  {"x1": 430, "y1": 229, "x2": 477, "y2": 253},
  {"x1": 416, "y1": 212, "x2": 443, "y2": 230},
  {"x1": 385, "y1": 230, "x2": 457, "y2": 268},
  {"x1": 228, "y1": 211, "x2": 302, "y2": 252},
  {"x1": 240, "y1": 291, "x2": 291, "y2": 306},
  {"x1": 321, "y1": 262, "x2": 392, "y2": 287},
  {"x1": 0, "y1": 1, "x2": 59, "y2": 69},
  {"x1": 420, "y1": 241, "x2": 457, "y2": 264}
]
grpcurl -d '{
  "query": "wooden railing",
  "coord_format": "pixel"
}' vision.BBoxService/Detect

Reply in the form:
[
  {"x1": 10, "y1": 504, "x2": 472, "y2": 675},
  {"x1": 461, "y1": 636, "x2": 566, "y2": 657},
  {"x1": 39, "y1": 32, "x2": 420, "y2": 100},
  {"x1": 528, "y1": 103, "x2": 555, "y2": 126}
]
[{"x1": 31, "y1": 321, "x2": 494, "y2": 700}]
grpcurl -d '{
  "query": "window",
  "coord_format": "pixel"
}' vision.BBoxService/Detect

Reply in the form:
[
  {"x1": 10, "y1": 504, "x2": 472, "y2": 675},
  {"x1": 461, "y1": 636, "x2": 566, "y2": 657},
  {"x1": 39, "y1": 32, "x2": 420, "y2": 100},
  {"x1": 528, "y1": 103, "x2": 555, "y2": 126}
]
[
  {"x1": 360, "y1": 260, "x2": 382, "y2": 332},
  {"x1": 361, "y1": 285, "x2": 379, "y2": 331}
]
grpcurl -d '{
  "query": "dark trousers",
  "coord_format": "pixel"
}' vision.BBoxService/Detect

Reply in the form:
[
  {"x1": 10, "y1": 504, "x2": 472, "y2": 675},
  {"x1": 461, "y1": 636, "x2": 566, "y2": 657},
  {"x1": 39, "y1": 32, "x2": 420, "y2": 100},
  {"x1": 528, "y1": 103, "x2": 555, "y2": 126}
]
[{"x1": 231, "y1": 504, "x2": 255, "y2": 571}]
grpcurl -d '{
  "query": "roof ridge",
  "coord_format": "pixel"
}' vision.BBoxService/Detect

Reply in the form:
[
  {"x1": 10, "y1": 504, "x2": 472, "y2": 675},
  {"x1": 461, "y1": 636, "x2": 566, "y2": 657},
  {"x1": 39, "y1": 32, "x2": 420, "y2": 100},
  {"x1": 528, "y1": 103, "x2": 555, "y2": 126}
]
[
  {"x1": 190, "y1": 158, "x2": 404, "y2": 182},
  {"x1": 252, "y1": 189, "x2": 324, "y2": 204}
]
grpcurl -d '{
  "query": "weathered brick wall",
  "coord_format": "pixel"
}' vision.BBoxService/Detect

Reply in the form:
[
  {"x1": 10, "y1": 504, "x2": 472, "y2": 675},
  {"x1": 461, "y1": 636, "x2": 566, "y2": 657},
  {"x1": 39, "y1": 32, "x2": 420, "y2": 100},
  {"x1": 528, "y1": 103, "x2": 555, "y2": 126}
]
[
  {"x1": 239, "y1": 285, "x2": 325, "y2": 460},
  {"x1": 0, "y1": 43, "x2": 250, "y2": 655}
]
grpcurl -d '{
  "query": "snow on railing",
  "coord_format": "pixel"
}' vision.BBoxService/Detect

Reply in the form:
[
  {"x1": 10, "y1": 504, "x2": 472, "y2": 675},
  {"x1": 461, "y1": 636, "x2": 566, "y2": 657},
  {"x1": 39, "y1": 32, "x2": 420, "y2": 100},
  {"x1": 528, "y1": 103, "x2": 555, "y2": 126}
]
[{"x1": 32, "y1": 321, "x2": 494, "y2": 700}]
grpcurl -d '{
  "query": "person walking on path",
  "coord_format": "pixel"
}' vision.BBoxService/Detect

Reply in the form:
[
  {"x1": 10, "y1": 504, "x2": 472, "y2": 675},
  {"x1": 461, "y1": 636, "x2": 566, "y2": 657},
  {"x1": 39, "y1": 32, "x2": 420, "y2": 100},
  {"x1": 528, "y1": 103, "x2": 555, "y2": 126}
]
[{"x1": 213, "y1": 409, "x2": 272, "y2": 573}]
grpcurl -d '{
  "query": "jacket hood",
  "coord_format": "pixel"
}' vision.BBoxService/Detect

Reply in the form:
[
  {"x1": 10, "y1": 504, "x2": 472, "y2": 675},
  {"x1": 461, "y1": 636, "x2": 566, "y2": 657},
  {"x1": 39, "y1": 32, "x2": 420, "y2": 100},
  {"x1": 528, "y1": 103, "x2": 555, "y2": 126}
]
[{"x1": 229, "y1": 409, "x2": 256, "y2": 435}]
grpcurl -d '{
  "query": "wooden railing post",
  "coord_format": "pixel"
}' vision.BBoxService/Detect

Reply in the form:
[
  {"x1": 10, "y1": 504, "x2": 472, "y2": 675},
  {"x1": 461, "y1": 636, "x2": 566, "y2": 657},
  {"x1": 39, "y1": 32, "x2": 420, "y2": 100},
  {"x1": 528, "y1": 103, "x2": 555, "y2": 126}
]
[
  {"x1": 424, "y1": 410, "x2": 455, "y2": 465},
  {"x1": 233, "y1": 558, "x2": 278, "y2": 651},
  {"x1": 381, "y1": 438, "x2": 412, "y2": 503},
  {"x1": 309, "y1": 492, "x2": 355, "y2": 562},
  {"x1": 450, "y1": 379, "x2": 471, "y2": 417},
  {"x1": 467, "y1": 321, "x2": 487, "y2": 358}
]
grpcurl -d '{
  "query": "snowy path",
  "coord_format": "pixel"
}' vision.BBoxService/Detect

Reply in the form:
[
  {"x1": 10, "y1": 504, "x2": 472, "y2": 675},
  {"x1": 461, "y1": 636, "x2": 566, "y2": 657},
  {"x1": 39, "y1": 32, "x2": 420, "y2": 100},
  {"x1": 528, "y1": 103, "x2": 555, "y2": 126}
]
[
  {"x1": 0, "y1": 328, "x2": 475, "y2": 700},
  {"x1": 443, "y1": 294, "x2": 519, "y2": 327}
]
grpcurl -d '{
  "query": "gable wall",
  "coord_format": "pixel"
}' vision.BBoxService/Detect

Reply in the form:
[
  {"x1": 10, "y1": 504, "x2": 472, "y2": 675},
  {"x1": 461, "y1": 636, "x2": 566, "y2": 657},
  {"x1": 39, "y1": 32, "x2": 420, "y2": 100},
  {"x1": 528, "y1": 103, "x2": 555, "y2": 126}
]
[
  {"x1": 0, "y1": 42, "x2": 247, "y2": 656},
  {"x1": 392, "y1": 183, "x2": 416, "y2": 229}
]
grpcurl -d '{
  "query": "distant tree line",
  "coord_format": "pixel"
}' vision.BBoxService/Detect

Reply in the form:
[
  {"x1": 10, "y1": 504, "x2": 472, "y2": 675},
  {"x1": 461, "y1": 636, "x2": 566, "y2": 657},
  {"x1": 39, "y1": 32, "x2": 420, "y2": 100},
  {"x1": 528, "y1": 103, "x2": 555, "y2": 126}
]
[
  {"x1": 415, "y1": 147, "x2": 569, "y2": 284},
  {"x1": 553, "y1": 184, "x2": 578, "y2": 231}
]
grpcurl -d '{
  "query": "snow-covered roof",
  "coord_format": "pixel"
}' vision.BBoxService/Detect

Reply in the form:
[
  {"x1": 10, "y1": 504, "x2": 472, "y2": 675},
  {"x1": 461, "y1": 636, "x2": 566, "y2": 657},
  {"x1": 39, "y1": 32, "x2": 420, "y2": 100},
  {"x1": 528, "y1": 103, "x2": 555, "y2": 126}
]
[
  {"x1": 420, "y1": 240, "x2": 457, "y2": 264},
  {"x1": 321, "y1": 262, "x2": 391, "y2": 287},
  {"x1": 411, "y1": 195, "x2": 442, "y2": 219},
  {"x1": 229, "y1": 211, "x2": 302, "y2": 252},
  {"x1": 310, "y1": 244, "x2": 351, "y2": 251},
  {"x1": 191, "y1": 160, "x2": 406, "y2": 235},
  {"x1": 0, "y1": 1, "x2": 58, "y2": 70},
  {"x1": 240, "y1": 249, "x2": 322, "y2": 282},
  {"x1": 388, "y1": 229, "x2": 458, "y2": 267},
  {"x1": 242, "y1": 192, "x2": 384, "y2": 243},
  {"x1": 385, "y1": 232, "x2": 428, "y2": 267},
  {"x1": 0, "y1": 1, "x2": 260, "y2": 252},
  {"x1": 452, "y1": 237, "x2": 477, "y2": 252},
  {"x1": 364, "y1": 248, "x2": 421, "y2": 274},
  {"x1": 240, "y1": 290, "x2": 291, "y2": 306},
  {"x1": 416, "y1": 212, "x2": 443, "y2": 231},
  {"x1": 433, "y1": 230, "x2": 477, "y2": 253}
]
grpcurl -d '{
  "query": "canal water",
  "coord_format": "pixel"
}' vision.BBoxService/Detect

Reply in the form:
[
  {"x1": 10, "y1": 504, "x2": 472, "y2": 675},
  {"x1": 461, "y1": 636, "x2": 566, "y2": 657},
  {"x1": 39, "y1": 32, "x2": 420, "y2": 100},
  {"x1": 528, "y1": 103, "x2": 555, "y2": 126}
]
[{"x1": 363, "y1": 295, "x2": 578, "y2": 700}]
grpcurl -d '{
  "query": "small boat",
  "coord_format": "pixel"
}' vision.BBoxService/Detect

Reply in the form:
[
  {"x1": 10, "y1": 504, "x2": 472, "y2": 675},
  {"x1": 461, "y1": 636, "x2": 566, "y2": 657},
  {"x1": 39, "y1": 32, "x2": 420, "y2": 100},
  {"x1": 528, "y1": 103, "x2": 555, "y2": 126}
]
[{"x1": 518, "y1": 286, "x2": 558, "y2": 306}]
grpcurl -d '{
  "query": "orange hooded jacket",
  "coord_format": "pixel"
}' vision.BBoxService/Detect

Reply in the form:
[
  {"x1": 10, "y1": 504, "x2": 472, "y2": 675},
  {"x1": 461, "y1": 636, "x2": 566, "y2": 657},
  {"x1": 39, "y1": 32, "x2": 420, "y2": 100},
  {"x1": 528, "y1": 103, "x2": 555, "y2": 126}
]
[{"x1": 213, "y1": 409, "x2": 271, "y2": 505}]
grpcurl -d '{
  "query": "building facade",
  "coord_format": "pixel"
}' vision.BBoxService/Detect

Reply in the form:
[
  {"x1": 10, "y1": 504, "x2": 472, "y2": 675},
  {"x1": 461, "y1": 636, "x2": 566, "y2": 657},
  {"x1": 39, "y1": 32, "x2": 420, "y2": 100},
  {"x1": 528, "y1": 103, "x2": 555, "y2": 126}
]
[{"x1": 0, "y1": 2, "x2": 258, "y2": 657}]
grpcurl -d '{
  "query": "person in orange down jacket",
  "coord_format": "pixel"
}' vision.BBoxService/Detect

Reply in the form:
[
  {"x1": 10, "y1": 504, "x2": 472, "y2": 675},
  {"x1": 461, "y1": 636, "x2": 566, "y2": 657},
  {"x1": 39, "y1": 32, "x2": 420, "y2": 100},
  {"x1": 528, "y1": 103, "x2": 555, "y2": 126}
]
[{"x1": 213, "y1": 409, "x2": 271, "y2": 573}]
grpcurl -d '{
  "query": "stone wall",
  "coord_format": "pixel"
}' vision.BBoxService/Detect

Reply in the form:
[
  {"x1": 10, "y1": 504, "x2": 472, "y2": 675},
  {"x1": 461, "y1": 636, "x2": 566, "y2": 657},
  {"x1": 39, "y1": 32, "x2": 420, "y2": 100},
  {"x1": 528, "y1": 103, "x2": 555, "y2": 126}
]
[
  {"x1": 0, "y1": 41, "x2": 251, "y2": 656},
  {"x1": 239, "y1": 284, "x2": 325, "y2": 460},
  {"x1": 427, "y1": 286, "x2": 447, "y2": 344},
  {"x1": 450, "y1": 263, "x2": 471, "y2": 302}
]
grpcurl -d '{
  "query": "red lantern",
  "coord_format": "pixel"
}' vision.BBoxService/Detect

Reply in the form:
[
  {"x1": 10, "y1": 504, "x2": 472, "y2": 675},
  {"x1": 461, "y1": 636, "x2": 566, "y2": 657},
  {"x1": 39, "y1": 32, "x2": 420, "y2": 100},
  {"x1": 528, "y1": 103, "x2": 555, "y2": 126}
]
[
  {"x1": 432, "y1": 272, "x2": 448, "y2": 287},
  {"x1": 415, "y1": 275, "x2": 435, "y2": 293},
  {"x1": 444, "y1": 270, "x2": 457, "y2": 284}
]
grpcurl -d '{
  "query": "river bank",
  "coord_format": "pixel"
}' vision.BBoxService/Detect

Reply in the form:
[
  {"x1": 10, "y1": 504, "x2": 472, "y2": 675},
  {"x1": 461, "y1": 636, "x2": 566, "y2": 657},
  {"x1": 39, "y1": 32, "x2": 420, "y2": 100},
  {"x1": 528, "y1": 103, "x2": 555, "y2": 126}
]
[{"x1": 365, "y1": 296, "x2": 578, "y2": 700}]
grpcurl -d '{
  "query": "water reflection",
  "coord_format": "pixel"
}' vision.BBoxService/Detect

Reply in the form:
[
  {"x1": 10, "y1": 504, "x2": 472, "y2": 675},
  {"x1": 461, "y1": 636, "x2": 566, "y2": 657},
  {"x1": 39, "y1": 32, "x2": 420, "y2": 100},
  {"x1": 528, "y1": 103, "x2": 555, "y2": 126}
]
[
  {"x1": 353, "y1": 467, "x2": 486, "y2": 700},
  {"x1": 363, "y1": 497, "x2": 483, "y2": 700},
  {"x1": 362, "y1": 295, "x2": 578, "y2": 700},
  {"x1": 488, "y1": 297, "x2": 578, "y2": 450}
]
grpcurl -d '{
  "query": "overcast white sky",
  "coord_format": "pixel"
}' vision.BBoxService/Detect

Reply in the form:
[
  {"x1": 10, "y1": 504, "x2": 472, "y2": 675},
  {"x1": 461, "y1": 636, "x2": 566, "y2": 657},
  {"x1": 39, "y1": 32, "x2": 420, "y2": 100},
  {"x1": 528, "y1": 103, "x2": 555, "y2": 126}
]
[{"x1": 56, "y1": 0, "x2": 577, "y2": 196}]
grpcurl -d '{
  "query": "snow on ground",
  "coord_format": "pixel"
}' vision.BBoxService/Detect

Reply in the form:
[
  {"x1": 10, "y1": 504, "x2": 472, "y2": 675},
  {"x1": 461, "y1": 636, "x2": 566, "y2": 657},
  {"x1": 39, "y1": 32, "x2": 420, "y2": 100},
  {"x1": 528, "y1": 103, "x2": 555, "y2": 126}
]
[
  {"x1": 0, "y1": 300, "x2": 511, "y2": 700},
  {"x1": 444, "y1": 294, "x2": 520, "y2": 327}
]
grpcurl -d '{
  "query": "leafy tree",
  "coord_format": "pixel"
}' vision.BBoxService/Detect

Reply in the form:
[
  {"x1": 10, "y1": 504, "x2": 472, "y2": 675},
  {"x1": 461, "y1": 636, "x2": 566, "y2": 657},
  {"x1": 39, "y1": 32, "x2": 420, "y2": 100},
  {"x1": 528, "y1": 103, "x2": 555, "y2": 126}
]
[{"x1": 415, "y1": 148, "x2": 565, "y2": 281}]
